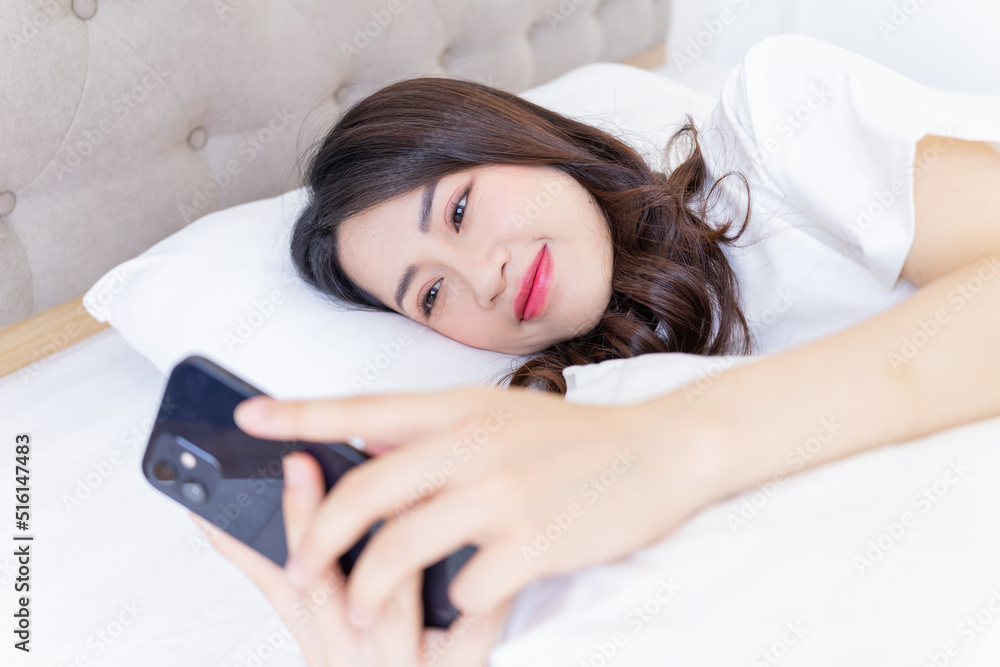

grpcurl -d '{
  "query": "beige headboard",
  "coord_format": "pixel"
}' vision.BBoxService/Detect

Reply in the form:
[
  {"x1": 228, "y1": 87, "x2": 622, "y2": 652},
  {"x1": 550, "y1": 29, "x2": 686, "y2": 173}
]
[{"x1": 0, "y1": 0, "x2": 668, "y2": 331}]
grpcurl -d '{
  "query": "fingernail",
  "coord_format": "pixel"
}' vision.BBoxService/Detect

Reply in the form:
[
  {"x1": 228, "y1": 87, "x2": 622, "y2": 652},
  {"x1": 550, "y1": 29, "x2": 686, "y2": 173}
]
[
  {"x1": 348, "y1": 603, "x2": 370, "y2": 629},
  {"x1": 285, "y1": 555, "x2": 310, "y2": 587},
  {"x1": 235, "y1": 397, "x2": 272, "y2": 429},
  {"x1": 283, "y1": 455, "x2": 304, "y2": 488}
]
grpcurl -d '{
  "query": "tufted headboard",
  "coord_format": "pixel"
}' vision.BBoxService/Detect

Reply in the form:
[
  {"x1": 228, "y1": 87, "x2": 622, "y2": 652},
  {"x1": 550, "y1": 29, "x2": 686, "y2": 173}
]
[{"x1": 0, "y1": 0, "x2": 669, "y2": 334}]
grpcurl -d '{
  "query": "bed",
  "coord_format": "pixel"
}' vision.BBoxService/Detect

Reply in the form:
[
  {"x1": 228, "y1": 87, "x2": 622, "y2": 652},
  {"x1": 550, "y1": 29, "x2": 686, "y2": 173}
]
[
  {"x1": 3, "y1": 2, "x2": 1000, "y2": 666},
  {"x1": 5, "y1": 318, "x2": 1000, "y2": 667}
]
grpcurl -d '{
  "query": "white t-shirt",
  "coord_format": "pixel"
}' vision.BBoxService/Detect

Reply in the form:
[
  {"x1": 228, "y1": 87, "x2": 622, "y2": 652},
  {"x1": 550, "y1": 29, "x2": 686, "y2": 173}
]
[{"x1": 693, "y1": 34, "x2": 1000, "y2": 356}]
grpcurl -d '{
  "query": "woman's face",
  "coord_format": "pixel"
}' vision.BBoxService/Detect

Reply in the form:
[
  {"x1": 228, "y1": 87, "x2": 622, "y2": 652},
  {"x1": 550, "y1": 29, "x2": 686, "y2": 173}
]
[{"x1": 335, "y1": 164, "x2": 614, "y2": 355}]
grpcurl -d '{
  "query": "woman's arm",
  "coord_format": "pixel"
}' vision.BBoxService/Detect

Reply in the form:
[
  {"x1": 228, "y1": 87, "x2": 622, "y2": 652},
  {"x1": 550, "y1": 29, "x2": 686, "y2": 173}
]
[
  {"x1": 639, "y1": 135, "x2": 1000, "y2": 506},
  {"x1": 226, "y1": 136, "x2": 1000, "y2": 646}
]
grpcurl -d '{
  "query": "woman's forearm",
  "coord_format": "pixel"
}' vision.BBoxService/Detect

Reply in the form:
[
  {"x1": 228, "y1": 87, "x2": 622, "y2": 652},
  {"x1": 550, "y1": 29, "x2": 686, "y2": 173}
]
[{"x1": 631, "y1": 252, "x2": 1000, "y2": 503}]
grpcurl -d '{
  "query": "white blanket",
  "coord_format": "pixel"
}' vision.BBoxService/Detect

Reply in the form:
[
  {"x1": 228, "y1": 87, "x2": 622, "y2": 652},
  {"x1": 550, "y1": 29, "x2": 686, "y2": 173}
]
[
  {"x1": 2, "y1": 331, "x2": 999, "y2": 666},
  {"x1": 497, "y1": 353, "x2": 1000, "y2": 665}
]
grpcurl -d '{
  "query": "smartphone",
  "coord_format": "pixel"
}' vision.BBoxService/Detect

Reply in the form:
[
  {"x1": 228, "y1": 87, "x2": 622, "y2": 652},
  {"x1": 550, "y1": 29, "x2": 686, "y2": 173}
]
[{"x1": 141, "y1": 354, "x2": 475, "y2": 629}]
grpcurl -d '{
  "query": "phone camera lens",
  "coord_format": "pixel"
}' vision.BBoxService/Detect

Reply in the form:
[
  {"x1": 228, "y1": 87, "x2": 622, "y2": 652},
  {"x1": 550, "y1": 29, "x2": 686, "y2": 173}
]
[
  {"x1": 179, "y1": 452, "x2": 197, "y2": 470},
  {"x1": 181, "y1": 480, "x2": 208, "y2": 504},
  {"x1": 152, "y1": 460, "x2": 177, "y2": 483}
]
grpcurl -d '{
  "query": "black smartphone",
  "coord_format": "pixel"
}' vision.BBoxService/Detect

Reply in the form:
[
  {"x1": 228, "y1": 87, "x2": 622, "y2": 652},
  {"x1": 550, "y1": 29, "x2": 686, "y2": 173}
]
[{"x1": 141, "y1": 354, "x2": 475, "y2": 629}]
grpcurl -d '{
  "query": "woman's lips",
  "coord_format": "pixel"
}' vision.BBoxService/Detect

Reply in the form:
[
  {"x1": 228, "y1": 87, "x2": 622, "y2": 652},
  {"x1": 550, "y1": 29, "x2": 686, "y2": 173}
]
[
  {"x1": 516, "y1": 245, "x2": 544, "y2": 321},
  {"x1": 520, "y1": 245, "x2": 551, "y2": 322}
]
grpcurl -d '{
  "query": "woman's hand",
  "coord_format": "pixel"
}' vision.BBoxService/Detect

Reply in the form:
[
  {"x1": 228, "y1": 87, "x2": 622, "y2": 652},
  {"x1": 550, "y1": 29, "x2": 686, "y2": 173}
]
[
  {"x1": 231, "y1": 384, "x2": 724, "y2": 633},
  {"x1": 191, "y1": 449, "x2": 510, "y2": 666}
]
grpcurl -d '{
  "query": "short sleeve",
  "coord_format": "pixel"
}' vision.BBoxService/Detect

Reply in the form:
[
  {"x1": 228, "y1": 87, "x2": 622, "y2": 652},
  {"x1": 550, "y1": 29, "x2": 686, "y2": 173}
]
[{"x1": 698, "y1": 34, "x2": 1000, "y2": 290}]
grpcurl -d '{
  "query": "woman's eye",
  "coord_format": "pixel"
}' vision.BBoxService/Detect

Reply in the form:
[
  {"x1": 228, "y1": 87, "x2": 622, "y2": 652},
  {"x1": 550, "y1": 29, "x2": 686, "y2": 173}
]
[
  {"x1": 450, "y1": 189, "x2": 468, "y2": 229},
  {"x1": 420, "y1": 278, "x2": 443, "y2": 318},
  {"x1": 420, "y1": 184, "x2": 470, "y2": 318}
]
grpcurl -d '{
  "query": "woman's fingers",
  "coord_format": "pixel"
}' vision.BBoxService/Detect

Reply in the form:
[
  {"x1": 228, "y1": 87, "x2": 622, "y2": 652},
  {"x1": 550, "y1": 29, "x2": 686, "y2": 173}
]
[
  {"x1": 445, "y1": 535, "x2": 540, "y2": 617},
  {"x1": 371, "y1": 571, "x2": 423, "y2": 667},
  {"x1": 189, "y1": 512, "x2": 300, "y2": 617},
  {"x1": 191, "y1": 510, "x2": 273, "y2": 578},
  {"x1": 290, "y1": 567, "x2": 357, "y2": 667},
  {"x1": 428, "y1": 600, "x2": 512, "y2": 667},
  {"x1": 287, "y1": 418, "x2": 486, "y2": 590},
  {"x1": 281, "y1": 451, "x2": 326, "y2": 554},
  {"x1": 343, "y1": 486, "x2": 497, "y2": 627},
  {"x1": 278, "y1": 452, "x2": 365, "y2": 665},
  {"x1": 233, "y1": 385, "x2": 494, "y2": 447}
]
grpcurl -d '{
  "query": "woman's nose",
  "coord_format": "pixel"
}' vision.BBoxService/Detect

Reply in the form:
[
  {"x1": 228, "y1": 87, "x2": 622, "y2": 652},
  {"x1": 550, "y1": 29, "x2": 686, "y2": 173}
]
[{"x1": 467, "y1": 243, "x2": 509, "y2": 308}]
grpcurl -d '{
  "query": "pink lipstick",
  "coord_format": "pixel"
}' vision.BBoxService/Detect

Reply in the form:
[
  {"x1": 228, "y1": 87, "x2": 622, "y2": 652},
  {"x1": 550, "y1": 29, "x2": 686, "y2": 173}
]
[{"x1": 516, "y1": 245, "x2": 551, "y2": 322}]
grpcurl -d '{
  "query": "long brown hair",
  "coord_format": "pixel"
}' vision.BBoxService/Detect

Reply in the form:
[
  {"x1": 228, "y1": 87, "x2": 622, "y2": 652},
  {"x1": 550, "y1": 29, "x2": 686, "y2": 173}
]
[{"x1": 290, "y1": 76, "x2": 754, "y2": 395}]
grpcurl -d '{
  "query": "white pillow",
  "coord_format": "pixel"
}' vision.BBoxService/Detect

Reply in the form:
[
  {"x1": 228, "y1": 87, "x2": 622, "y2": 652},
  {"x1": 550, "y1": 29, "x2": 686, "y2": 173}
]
[{"x1": 83, "y1": 63, "x2": 716, "y2": 398}]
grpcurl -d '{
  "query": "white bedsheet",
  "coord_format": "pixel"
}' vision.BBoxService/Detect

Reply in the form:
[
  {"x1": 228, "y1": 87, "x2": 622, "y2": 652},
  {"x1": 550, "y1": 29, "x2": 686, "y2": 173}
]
[
  {"x1": 1, "y1": 329, "x2": 313, "y2": 666},
  {"x1": 3, "y1": 327, "x2": 1000, "y2": 666}
]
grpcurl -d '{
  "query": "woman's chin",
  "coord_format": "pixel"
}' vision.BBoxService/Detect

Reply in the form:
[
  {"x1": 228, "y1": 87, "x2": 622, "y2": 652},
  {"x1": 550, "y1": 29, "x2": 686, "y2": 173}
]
[{"x1": 494, "y1": 338, "x2": 550, "y2": 357}]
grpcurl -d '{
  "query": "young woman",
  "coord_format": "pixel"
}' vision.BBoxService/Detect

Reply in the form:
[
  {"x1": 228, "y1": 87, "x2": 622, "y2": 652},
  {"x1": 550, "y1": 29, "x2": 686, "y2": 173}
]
[{"x1": 191, "y1": 35, "x2": 1000, "y2": 666}]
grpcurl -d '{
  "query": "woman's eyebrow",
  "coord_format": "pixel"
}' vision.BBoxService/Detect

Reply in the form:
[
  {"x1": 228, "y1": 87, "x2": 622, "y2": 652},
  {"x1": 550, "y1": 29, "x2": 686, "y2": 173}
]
[
  {"x1": 418, "y1": 178, "x2": 438, "y2": 233},
  {"x1": 394, "y1": 177, "x2": 441, "y2": 312}
]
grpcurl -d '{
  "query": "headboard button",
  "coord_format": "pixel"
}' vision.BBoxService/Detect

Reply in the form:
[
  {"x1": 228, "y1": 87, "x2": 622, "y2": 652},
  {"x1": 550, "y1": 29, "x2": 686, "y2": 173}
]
[
  {"x1": 0, "y1": 191, "x2": 16, "y2": 217},
  {"x1": 333, "y1": 85, "x2": 350, "y2": 107},
  {"x1": 187, "y1": 127, "x2": 208, "y2": 151},
  {"x1": 72, "y1": 0, "x2": 98, "y2": 20}
]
